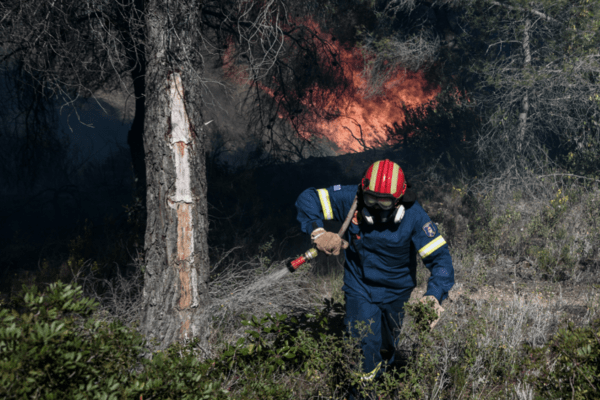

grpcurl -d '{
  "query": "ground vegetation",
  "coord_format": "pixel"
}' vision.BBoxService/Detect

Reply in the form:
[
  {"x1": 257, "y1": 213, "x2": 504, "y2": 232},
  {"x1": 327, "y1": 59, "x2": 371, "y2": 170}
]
[{"x1": 2, "y1": 157, "x2": 599, "y2": 399}]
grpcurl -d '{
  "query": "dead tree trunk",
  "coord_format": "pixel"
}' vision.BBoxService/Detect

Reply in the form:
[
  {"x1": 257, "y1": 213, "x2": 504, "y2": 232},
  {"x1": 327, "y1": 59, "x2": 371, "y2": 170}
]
[{"x1": 140, "y1": 0, "x2": 210, "y2": 348}]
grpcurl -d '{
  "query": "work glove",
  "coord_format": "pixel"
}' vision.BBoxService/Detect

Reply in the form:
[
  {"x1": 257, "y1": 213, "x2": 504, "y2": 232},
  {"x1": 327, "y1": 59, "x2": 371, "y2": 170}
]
[
  {"x1": 311, "y1": 228, "x2": 349, "y2": 256},
  {"x1": 419, "y1": 295, "x2": 445, "y2": 330}
]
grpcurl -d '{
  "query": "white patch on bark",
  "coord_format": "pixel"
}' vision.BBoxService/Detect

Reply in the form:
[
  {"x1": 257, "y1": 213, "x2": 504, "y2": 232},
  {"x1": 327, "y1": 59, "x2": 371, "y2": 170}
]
[
  {"x1": 169, "y1": 72, "x2": 193, "y2": 204},
  {"x1": 168, "y1": 72, "x2": 194, "y2": 264}
]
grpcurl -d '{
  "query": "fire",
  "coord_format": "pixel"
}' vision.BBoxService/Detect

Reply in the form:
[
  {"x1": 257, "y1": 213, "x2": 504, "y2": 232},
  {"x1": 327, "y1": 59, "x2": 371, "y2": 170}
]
[
  {"x1": 306, "y1": 52, "x2": 438, "y2": 152},
  {"x1": 262, "y1": 19, "x2": 439, "y2": 153},
  {"x1": 224, "y1": 18, "x2": 440, "y2": 153}
]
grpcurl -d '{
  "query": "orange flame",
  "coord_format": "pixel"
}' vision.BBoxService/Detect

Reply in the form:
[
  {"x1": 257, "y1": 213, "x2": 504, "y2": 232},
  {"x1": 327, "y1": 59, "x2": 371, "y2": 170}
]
[
  {"x1": 293, "y1": 21, "x2": 440, "y2": 153},
  {"x1": 225, "y1": 19, "x2": 440, "y2": 153}
]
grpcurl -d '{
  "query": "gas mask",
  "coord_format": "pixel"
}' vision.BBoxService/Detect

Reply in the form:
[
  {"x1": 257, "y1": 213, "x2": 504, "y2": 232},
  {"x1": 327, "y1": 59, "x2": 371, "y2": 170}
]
[{"x1": 360, "y1": 192, "x2": 406, "y2": 224}]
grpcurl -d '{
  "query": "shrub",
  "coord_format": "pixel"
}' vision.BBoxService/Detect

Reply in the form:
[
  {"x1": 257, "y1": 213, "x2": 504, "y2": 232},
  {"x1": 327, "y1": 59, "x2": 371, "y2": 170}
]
[
  {"x1": 0, "y1": 282, "x2": 227, "y2": 400},
  {"x1": 5, "y1": 276, "x2": 598, "y2": 399},
  {"x1": 463, "y1": 183, "x2": 600, "y2": 283},
  {"x1": 523, "y1": 319, "x2": 600, "y2": 400},
  {"x1": 0, "y1": 282, "x2": 141, "y2": 399},
  {"x1": 214, "y1": 299, "x2": 357, "y2": 399}
]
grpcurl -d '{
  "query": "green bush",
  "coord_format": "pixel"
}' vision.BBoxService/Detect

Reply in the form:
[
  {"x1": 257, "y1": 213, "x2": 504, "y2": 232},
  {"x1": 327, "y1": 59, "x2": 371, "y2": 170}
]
[
  {"x1": 212, "y1": 298, "x2": 434, "y2": 399},
  {"x1": 463, "y1": 183, "x2": 599, "y2": 283},
  {"x1": 0, "y1": 282, "x2": 375, "y2": 399},
  {"x1": 0, "y1": 282, "x2": 227, "y2": 400},
  {"x1": 9, "y1": 280, "x2": 599, "y2": 399},
  {"x1": 0, "y1": 282, "x2": 141, "y2": 399},
  {"x1": 213, "y1": 299, "x2": 356, "y2": 398},
  {"x1": 131, "y1": 341, "x2": 227, "y2": 400},
  {"x1": 523, "y1": 320, "x2": 600, "y2": 400}
]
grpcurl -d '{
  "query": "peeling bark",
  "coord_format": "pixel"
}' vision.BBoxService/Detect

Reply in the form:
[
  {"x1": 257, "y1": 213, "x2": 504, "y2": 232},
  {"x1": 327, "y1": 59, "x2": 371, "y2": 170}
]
[{"x1": 176, "y1": 203, "x2": 194, "y2": 261}]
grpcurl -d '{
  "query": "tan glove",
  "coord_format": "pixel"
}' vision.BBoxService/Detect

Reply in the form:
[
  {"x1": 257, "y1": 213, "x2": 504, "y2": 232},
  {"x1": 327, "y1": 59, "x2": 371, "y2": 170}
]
[
  {"x1": 419, "y1": 295, "x2": 445, "y2": 330},
  {"x1": 311, "y1": 228, "x2": 349, "y2": 256}
]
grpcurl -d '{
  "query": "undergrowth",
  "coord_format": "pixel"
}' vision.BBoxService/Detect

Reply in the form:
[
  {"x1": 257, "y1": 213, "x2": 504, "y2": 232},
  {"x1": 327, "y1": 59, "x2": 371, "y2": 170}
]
[
  {"x1": 422, "y1": 180, "x2": 600, "y2": 284},
  {"x1": 2, "y1": 280, "x2": 599, "y2": 399}
]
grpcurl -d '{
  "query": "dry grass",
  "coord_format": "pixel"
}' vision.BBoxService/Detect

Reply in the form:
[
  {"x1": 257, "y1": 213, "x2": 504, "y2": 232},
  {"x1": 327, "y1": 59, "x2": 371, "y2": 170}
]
[
  {"x1": 77, "y1": 246, "x2": 321, "y2": 353},
  {"x1": 77, "y1": 257, "x2": 145, "y2": 327},
  {"x1": 204, "y1": 255, "x2": 320, "y2": 351},
  {"x1": 397, "y1": 290, "x2": 594, "y2": 399}
]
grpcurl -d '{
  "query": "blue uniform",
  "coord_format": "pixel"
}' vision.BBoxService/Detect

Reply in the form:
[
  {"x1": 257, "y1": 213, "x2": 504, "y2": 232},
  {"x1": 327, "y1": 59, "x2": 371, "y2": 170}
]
[{"x1": 295, "y1": 184, "x2": 454, "y2": 377}]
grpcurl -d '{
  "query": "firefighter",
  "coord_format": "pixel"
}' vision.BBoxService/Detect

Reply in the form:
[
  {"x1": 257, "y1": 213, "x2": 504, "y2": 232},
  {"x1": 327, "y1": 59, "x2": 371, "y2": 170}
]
[{"x1": 295, "y1": 159, "x2": 454, "y2": 392}]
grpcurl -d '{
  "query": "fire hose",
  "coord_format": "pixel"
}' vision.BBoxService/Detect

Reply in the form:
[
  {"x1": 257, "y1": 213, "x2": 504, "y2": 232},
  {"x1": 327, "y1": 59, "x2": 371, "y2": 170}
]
[{"x1": 287, "y1": 195, "x2": 358, "y2": 272}]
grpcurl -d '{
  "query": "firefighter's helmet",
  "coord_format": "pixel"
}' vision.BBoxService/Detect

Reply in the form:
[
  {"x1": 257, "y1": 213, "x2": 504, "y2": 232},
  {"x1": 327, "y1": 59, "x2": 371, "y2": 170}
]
[
  {"x1": 361, "y1": 160, "x2": 406, "y2": 203},
  {"x1": 360, "y1": 160, "x2": 407, "y2": 224}
]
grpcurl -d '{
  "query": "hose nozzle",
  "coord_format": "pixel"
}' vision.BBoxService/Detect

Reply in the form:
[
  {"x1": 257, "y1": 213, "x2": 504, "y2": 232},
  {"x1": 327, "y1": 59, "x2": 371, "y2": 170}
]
[{"x1": 288, "y1": 248, "x2": 318, "y2": 272}]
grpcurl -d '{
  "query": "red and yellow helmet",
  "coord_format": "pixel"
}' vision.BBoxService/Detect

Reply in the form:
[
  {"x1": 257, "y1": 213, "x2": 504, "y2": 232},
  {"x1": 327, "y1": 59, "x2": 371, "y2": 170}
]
[{"x1": 361, "y1": 160, "x2": 406, "y2": 208}]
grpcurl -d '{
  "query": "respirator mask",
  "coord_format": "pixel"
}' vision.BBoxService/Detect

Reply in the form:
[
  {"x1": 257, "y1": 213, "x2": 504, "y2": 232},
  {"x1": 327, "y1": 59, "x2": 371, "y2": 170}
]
[{"x1": 360, "y1": 192, "x2": 405, "y2": 224}]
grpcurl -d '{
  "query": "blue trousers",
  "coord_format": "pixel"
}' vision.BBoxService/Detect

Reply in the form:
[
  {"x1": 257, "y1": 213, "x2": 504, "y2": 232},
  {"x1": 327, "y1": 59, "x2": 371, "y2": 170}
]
[{"x1": 344, "y1": 292, "x2": 411, "y2": 377}]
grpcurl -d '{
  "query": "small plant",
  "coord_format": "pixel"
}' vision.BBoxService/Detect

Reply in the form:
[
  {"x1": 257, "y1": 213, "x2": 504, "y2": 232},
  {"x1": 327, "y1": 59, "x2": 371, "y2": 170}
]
[
  {"x1": 214, "y1": 299, "x2": 359, "y2": 398},
  {"x1": 405, "y1": 299, "x2": 439, "y2": 334},
  {"x1": 0, "y1": 282, "x2": 141, "y2": 398}
]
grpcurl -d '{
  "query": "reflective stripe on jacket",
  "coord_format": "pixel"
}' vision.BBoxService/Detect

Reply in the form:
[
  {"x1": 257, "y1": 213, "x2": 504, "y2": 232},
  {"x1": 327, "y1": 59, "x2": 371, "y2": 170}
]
[{"x1": 295, "y1": 184, "x2": 454, "y2": 304}]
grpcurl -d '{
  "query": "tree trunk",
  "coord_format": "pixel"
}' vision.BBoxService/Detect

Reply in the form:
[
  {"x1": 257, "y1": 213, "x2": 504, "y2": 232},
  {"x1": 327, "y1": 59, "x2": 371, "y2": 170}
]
[
  {"x1": 517, "y1": 18, "x2": 531, "y2": 153},
  {"x1": 140, "y1": 0, "x2": 210, "y2": 348}
]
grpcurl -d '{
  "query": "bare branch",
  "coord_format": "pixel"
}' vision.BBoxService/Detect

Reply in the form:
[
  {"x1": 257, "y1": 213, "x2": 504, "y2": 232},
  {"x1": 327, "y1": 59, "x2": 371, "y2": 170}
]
[{"x1": 488, "y1": 0, "x2": 557, "y2": 23}]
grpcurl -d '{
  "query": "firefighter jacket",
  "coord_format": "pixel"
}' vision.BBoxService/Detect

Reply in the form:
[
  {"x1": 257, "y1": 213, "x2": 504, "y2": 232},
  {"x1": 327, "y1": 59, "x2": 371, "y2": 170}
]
[{"x1": 295, "y1": 184, "x2": 454, "y2": 304}]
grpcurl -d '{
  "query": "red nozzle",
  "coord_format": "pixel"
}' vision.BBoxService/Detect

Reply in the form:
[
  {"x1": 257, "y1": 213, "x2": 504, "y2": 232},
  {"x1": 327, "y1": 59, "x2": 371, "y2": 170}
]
[{"x1": 288, "y1": 248, "x2": 318, "y2": 272}]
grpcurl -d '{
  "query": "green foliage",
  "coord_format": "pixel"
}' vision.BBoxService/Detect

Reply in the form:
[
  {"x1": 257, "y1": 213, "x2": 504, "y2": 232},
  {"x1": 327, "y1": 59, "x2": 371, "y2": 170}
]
[
  {"x1": 0, "y1": 283, "x2": 378, "y2": 399},
  {"x1": 0, "y1": 282, "x2": 226, "y2": 400},
  {"x1": 405, "y1": 300, "x2": 439, "y2": 334},
  {"x1": 459, "y1": 0, "x2": 600, "y2": 182},
  {"x1": 465, "y1": 184, "x2": 599, "y2": 282},
  {"x1": 446, "y1": 314, "x2": 514, "y2": 394},
  {"x1": 562, "y1": 140, "x2": 600, "y2": 179},
  {"x1": 470, "y1": 196, "x2": 520, "y2": 259},
  {"x1": 395, "y1": 298, "x2": 516, "y2": 398},
  {"x1": 210, "y1": 298, "x2": 436, "y2": 399},
  {"x1": 585, "y1": 191, "x2": 600, "y2": 246},
  {"x1": 468, "y1": 194, "x2": 528, "y2": 263},
  {"x1": 565, "y1": 0, "x2": 600, "y2": 56},
  {"x1": 131, "y1": 341, "x2": 228, "y2": 400},
  {"x1": 213, "y1": 299, "x2": 358, "y2": 398},
  {"x1": 404, "y1": 297, "x2": 543, "y2": 398},
  {"x1": 0, "y1": 282, "x2": 140, "y2": 399},
  {"x1": 4, "y1": 271, "x2": 600, "y2": 399},
  {"x1": 523, "y1": 187, "x2": 585, "y2": 280},
  {"x1": 523, "y1": 320, "x2": 600, "y2": 399}
]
